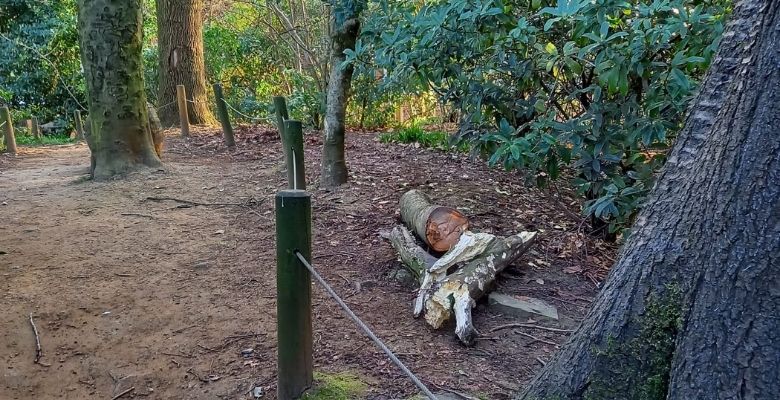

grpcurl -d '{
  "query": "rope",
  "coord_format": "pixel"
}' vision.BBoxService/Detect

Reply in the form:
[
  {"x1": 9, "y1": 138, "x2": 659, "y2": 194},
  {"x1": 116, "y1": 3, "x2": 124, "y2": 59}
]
[
  {"x1": 156, "y1": 101, "x2": 176, "y2": 111},
  {"x1": 222, "y1": 99, "x2": 263, "y2": 121},
  {"x1": 294, "y1": 251, "x2": 439, "y2": 400}
]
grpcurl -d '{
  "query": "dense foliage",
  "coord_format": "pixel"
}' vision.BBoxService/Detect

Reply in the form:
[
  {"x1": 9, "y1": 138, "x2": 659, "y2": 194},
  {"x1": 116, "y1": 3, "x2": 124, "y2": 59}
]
[
  {"x1": 356, "y1": 0, "x2": 730, "y2": 233},
  {"x1": 0, "y1": 0, "x2": 84, "y2": 126}
]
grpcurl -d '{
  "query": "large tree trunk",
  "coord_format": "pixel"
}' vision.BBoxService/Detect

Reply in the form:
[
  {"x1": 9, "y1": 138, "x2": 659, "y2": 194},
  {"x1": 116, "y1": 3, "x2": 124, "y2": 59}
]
[
  {"x1": 321, "y1": 4, "x2": 360, "y2": 187},
  {"x1": 519, "y1": 1, "x2": 780, "y2": 399},
  {"x1": 77, "y1": 0, "x2": 162, "y2": 179},
  {"x1": 156, "y1": 0, "x2": 215, "y2": 126}
]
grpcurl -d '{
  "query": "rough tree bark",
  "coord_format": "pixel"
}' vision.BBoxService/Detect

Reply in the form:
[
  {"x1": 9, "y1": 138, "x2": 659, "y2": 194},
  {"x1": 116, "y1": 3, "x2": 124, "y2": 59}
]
[
  {"x1": 321, "y1": 3, "x2": 361, "y2": 187},
  {"x1": 400, "y1": 189, "x2": 470, "y2": 252},
  {"x1": 76, "y1": 0, "x2": 162, "y2": 179},
  {"x1": 156, "y1": 0, "x2": 215, "y2": 126},
  {"x1": 519, "y1": 1, "x2": 779, "y2": 399}
]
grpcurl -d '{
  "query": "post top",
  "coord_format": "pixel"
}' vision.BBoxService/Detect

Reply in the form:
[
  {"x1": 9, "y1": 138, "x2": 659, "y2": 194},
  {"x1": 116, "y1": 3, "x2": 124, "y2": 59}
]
[{"x1": 276, "y1": 189, "x2": 310, "y2": 198}]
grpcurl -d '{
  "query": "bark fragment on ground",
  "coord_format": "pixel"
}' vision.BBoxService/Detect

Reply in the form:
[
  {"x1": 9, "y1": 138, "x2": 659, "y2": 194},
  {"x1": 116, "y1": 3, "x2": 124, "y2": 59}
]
[{"x1": 424, "y1": 231, "x2": 537, "y2": 345}]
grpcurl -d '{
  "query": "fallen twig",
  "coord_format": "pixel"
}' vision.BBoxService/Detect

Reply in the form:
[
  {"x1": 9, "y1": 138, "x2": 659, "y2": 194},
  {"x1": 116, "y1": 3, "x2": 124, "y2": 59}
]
[
  {"x1": 120, "y1": 212, "x2": 153, "y2": 219},
  {"x1": 111, "y1": 386, "x2": 135, "y2": 400},
  {"x1": 145, "y1": 196, "x2": 242, "y2": 207},
  {"x1": 514, "y1": 330, "x2": 558, "y2": 346},
  {"x1": 144, "y1": 196, "x2": 265, "y2": 216},
  {"x1": 535, "y1": 356, "x2": 547, "y2": 367},
  {"x1": 29, "y1": 313, "x2": 42, "y2": 364},
  {"x1": 489, "y1": 323, "x2": 573, "y2": 334}
]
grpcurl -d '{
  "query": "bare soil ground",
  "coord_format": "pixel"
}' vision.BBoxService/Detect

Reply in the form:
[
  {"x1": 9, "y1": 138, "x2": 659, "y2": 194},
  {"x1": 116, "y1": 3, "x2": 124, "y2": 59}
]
[{"x1": 0, "y1": 127, "x2": 615, "y2": 399}]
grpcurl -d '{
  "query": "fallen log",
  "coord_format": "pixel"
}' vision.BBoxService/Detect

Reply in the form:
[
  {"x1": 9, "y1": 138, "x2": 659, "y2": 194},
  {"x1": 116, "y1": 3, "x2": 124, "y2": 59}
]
[
  {"x1": 424, "y1": 231, "x2": 537, "y2": 345},
  {"x1": 388, "y1": 226, "x2": 437, "y2": 280},
  {"x1": 399, "y1": 190, "x2": 469, "y2": 252}
]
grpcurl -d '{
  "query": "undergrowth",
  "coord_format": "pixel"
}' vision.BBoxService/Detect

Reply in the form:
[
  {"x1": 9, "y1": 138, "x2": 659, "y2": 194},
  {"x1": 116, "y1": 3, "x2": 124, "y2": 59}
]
[
  {"x1": 380, "y1": 122, "x2": 467, "y2": 152},
  {"x1": 302, "y1": 372, "x2": 368, "y2": 400},
  {"x1": 15, "y1": 134, "x2": 75, "y2": 146}
]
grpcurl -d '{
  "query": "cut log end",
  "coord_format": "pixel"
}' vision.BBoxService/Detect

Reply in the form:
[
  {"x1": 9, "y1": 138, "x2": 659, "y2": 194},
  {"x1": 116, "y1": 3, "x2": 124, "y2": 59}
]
[{"x1": 427, "y1": 207, "x2": 469, "y2": 252}]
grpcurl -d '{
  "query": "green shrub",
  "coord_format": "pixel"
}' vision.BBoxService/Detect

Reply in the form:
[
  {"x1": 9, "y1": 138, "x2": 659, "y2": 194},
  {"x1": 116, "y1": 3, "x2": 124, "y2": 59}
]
[
  {"x1": 358, "y1": 0, "x2": 731, "y2": 234},
  {"x1": 379, "y1": 122, "x2": 455, "y2": 150}
]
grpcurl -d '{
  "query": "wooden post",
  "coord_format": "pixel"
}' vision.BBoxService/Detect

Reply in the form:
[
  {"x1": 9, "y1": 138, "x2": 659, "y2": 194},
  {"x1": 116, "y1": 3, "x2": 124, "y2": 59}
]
[
  {"x1": 213, "y1": 83, "x2": 235, "y2": 147},
  {"x1": 275, "y1": 190, "x2": 313, "y2": 400},
  {"x1": 176, "y1": 84, "x2": 190, "y2": 137},
  {"x1": 32, "y1": 116, "x2": 41, "y2": 139},
  {"x1": 273, "y1": 96, "x2": 289, "y2": 140},
  {"x1": 1, "y1": 107, "x2": 17, "y2": 154},
  {"x1": 283, "y1": 120, "x2": 306, "y2": 190},
  {"x1": 74, "y1": 110, "x2": 85, "y2": 141}
]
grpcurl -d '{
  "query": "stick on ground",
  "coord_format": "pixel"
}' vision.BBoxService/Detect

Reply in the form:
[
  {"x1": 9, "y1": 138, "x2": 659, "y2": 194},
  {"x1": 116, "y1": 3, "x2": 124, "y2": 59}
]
[
  {"x1": 111, "y1": 386, "x2": 135, "y2": 400},
  {"x1": 489, "y1": 322, "x2": 573, "y2": 334},
  {"x1": 29, "y1": 313, "x2": 42, "y2": 364}
]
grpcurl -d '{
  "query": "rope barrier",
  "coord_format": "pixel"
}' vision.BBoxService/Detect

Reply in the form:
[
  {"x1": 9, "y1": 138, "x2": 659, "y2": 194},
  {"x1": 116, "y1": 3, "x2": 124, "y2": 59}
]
[
  {"x1": 155, "y1": 101, "x2": 177, "y2": 111},
  {"x1": 222, "y1": 99, "x2": 264, "y2": 121},
  {"x1": 294, "y1": 251, "x2": 439, "y2": 400}
]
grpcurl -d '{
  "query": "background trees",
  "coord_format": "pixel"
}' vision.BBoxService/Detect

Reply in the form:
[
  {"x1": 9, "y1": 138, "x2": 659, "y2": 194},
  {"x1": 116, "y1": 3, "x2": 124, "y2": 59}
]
[
  {"x1": 0, "y1": 0, "x2": 84, "y2": 126},
  {"x1": 1, "y1": 0, "x2": 735, "y2": 232},
  {"x1": 155, "y1": 0, "x2": 215, "y2": 126},
  {"x1": 321, "y1": 0, "x2": 364, "y2": 187}
]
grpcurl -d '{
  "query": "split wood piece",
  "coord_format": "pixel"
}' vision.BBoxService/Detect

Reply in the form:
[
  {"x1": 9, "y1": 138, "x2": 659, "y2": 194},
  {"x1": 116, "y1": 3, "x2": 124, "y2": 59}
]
[
  {"x1": 388, "y1": 225, "x2": 438, "y2": 280},
  {"x1": 425, "y1": 231, "x2": 537, "y2": 345},
  {"x1": 399, "y1": 190, "x2": 469, "y2": 252}
]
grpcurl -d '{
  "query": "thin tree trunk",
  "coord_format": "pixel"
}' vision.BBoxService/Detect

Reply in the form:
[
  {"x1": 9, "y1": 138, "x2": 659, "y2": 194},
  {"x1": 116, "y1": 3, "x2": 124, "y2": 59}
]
[
  {"x1": 156, "y1": 0, "x2": 215, "y2": 126},
  {"x1": 321, "y1": 7, "x2": 360, "y2": 187},
  {"x1": 519, "y1": 1, "x2": 780, "y2": 399},
  {"x1": 77, "y1": 0, "x2": 162, "y2": 179}
]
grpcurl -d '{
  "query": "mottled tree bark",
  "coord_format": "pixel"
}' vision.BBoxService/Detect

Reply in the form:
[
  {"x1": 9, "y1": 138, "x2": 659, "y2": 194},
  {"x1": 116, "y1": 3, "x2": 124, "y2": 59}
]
[
  {"x1": 156, "y1": 0, "x2": 215, "y2": 126},
  {"x1": 321, "y1": 6, "x2": 360, "y2": 187},
  {"x1": 519, "y1": 1, "x2": 780, "y2": 399},
  {"x1": 77, "y1": 0, "x2": 162, "y2": 179}
]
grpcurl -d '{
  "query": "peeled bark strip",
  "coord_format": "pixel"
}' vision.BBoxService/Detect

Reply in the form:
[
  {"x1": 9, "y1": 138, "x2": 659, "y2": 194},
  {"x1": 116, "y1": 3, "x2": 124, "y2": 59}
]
[
  {"x1": 400, "y1": 190, "x2": 469, "y2": 252},
  {"x1": 147, "y1": 103, "x2": 164, "y2": 157},
  {"x1": 388, "y1": 226, "x2": 437, "y2": 279},
  {"x1": 77, "y1": 0, "x2": 162, "y2": 179},
  {"x1": 424, "y1": 231, "x2": 537, "y2": 345},
  {"x1": 430, "y1": 231, "x2": 496, "y2": 273},
  {"x1": 156, "y1": 0, "x2": 215, "y2": 126}
]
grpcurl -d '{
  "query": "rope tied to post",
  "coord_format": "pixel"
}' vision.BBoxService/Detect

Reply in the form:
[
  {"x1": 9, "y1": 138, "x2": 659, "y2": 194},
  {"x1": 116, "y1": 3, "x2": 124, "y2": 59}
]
[
  {"x1": 221, "y1": 99, "x2": 264, "y2": 122},
  {"x1": 293, "y1": 251, "x2": 439, "y2": 400}
]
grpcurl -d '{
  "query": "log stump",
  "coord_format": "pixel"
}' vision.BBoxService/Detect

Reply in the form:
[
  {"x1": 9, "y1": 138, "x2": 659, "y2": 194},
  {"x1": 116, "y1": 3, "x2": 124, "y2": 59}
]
[{"x1": 399, "y1": 190, "x2": 468, "y2": 252}]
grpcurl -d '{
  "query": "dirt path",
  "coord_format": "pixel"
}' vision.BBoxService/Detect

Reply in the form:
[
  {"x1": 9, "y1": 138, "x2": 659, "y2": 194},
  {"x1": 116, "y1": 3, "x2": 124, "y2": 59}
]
[{"x1": 1, "y1": 130, "x2": 613, "y2": 399}]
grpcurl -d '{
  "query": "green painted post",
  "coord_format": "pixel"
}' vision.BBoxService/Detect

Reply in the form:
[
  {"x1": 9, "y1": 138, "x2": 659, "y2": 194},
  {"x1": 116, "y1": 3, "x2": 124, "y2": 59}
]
[
  {"x1": 1, "y1": 107, "x2": 17, "y2": 154},
  {"x1": 275, "y1": 190, "x2": 313, "y2": 400},
  {"x1": 284, "y1": 120, "x2": 306, "y2": 190},
  {"x1": 74, "y1": 110, "x2": 85, "y2": 141},
  {"x1": 213, "y1": 83, "x2": 235, "y2": 147},
  {"x1": 273, "y1": 96, "x2": 289, "y2": 140}
]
